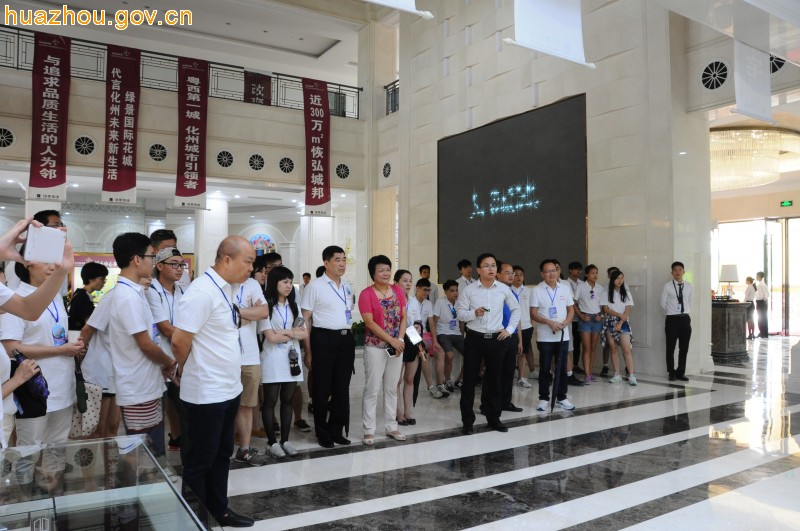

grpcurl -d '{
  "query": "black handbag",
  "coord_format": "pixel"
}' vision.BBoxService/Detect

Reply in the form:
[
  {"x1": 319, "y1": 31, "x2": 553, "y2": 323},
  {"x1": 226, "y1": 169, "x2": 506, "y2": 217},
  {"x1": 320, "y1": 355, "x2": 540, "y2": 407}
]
[{"x1": 10, "y1": 349, "x2": 49, "y2": 419}]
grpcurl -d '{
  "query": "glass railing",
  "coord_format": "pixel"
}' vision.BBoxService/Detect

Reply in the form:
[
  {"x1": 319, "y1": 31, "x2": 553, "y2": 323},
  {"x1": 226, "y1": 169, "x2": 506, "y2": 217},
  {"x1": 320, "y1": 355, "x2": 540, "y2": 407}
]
[{"x1": 0, "y1": 435, "x2": 212, "y2": 530}]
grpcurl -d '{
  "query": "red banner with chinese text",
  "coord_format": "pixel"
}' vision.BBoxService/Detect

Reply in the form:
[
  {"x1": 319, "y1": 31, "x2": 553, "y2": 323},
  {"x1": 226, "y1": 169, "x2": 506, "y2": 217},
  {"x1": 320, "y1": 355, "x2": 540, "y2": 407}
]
[
  {"x1": 244, "y1": 71, "x2": 271, "y2": 106},
  {"x1": 101, "y1": 45, "x2": 140, "y2": 205},
  {"x1": 302, "y1": 78, "x2": 331, "y2": 216},
  {"x1": 175, "y1": 58, "x2": 208, "y2": 209},
  {"x1": 29, "y1": 32, "x2": 71, "y2": 202}
]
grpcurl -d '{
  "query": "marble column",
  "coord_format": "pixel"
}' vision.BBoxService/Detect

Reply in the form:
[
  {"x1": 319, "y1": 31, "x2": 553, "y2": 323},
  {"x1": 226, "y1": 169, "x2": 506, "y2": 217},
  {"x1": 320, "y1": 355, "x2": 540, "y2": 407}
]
[{"x1": 194, "y1": 197, "x2": 228, "y2": 274}]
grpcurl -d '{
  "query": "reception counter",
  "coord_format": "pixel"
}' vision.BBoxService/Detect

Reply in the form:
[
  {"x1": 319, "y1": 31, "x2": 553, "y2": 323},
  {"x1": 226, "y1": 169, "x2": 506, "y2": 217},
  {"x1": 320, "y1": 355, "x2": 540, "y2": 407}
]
[{"x1": 711, "y1": 301, "x2": 749, "y2": 356}]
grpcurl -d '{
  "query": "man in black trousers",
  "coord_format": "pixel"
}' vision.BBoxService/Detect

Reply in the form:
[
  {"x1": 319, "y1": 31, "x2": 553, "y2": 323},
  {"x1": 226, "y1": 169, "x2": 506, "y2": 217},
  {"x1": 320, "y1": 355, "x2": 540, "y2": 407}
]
[{"x1": 660, "y1": 261, "x2": 693, "y2": 382}]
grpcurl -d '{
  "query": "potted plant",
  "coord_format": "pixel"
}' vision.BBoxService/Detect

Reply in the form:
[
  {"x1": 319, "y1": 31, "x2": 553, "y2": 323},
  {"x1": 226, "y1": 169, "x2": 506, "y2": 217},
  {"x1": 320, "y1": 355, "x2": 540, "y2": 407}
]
[{"x1": 352, "y1": 320, "x2": 365, "y2": 347}]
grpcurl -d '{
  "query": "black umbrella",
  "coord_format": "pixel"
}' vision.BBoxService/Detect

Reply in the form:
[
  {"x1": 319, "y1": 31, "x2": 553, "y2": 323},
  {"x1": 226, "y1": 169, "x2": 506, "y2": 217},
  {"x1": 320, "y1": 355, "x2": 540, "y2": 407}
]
[{"x1": 550, "y1": 328, "x2": 565, "y2": 413}]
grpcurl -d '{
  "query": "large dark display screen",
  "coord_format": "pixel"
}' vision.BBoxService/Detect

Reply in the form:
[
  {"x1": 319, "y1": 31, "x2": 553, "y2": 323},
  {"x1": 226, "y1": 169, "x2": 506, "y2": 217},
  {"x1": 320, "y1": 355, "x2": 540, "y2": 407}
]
[{"x1": 437, "y1": 94, "x2": 587, "y2": 282}]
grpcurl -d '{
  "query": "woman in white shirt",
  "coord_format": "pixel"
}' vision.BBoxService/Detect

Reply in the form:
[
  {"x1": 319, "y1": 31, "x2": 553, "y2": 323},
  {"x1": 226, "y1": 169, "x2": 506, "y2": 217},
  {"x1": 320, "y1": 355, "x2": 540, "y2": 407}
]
[
  {"x1": 574, "y1": 264, "x2": 606, "y2": 385},
  {"x1": 393, "y1": 270, "x2": 418, "y2": 425},
  {"x1": 259, "y1": 266, "x2": 307, "y2": 459},
  {"x1": 1, "y1": 259, "x2": 85, "y2": 488},
  {"x1": 743, "y1": 276, "x2": 756, "y2": 340},
  {"x1": 601, "y1": 270, "x2": 636, "y2": 386}
]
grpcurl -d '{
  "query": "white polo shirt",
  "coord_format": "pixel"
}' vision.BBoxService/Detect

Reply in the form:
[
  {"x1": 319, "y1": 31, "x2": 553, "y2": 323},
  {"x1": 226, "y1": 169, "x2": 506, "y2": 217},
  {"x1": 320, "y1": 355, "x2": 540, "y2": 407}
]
[
  {"x1": 146, "y1": 277, "x2": 184, "y2": 360},
  {"x1": 605, "y1": 289, "x2": 634, "y2": 315},
  {"x1": 407, "y1": 296, "x2": 433, "y2": 331},
  {"x1": 530, "y1": 281, "x2": 574, "y2": 342},
  {"x1": 455, "y1": 280, "x2": 520, "y2": 334},
  {"x1": 1, "y1": 344, "x2": 15, "y2": 416},
  {"x1": 0, "y1": 283, "x2": 14, "y2": 308},
  {"x1": 511, "y1": 285, "x2": 533, "y2": 330},
  {"x1": 176, "y1": 267, "x2": 244, "y2": 405},
  {"x1": 456, "y1": 276, "x2": 474, "y2": 292},
  {"x1": 234, "y1": 277, "x2": 267, "y2": 366},
  {"x1": 300, "y1": 273, "x2": 354, "y2": 330},
  {"x1": 0, "y1": 283, "x2": 74, "y2": 412},
  {"x1": 433, "y1": 297, "x2": 460, "y2": 336},
  {"x1": 574, "y1": 282, "x2": 605, "y2": 315},
  {"x1": 108, "y1": 278, "x2": 165, "y2": 407},
  {"x1": 84, "y1": 288, "x2": 116, "y2": 393}
]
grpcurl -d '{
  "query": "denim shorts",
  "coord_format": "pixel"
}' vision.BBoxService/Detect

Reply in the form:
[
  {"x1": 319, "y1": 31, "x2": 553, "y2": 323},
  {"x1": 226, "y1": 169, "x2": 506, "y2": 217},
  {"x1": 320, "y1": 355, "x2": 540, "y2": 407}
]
[{"x1": 578, "y1": 315, "x2": 603, "y2": 333}]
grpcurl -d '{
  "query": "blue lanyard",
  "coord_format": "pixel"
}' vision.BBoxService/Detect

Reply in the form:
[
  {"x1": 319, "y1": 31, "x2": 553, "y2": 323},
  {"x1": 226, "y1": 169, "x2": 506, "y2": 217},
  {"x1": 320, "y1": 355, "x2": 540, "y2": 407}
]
[
  {"x1": 158, "y1": 285, "x2": 176, "y2": 324},
  {"x1": 46, "y1": 300, "x2": 59, "y2": 324},
  {"x1": 448, "y1": 303, "x2": 456, "y2": 319},
  {"x1": 275, "y1": 303, "x2": 289, "y2": 329},
  {"x1": 235, "y1": 285, "x2": 245, "y2": 306},
  {"x1": 327, "y1": 281, "x2": 348, "y2": 306},
  {"x1": 205, "y1": 272, "x2": 237, "y2": 327},
  {"x1": 545, "y1": 285, "x2": 558, "y2": 306},
  {"x1": 511, "y1": 288, "x2": 520, "y2": 302}
]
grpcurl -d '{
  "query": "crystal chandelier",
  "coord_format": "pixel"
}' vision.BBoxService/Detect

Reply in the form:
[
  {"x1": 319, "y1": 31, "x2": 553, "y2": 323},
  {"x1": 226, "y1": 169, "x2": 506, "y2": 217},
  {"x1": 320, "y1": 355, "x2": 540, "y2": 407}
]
[{"x1": 709, "y1": 127, "x2": 800, "y2": 192}]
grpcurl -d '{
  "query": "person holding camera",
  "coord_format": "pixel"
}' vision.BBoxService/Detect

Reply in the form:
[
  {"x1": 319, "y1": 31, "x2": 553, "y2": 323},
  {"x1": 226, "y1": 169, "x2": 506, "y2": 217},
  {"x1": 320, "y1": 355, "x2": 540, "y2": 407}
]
[
  {"x1": 259, "y1": 266, "x2": 308, "y2": 458},
  {"x1": 358, "y1": 255, "x2": 407, "y2": 446}
]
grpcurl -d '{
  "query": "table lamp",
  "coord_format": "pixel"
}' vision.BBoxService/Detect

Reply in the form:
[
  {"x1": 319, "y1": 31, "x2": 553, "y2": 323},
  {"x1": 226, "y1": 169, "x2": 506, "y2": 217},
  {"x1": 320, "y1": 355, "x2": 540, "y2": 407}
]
[{"x1": 719, "y1": 264, "x2": 739, "y2": 298}]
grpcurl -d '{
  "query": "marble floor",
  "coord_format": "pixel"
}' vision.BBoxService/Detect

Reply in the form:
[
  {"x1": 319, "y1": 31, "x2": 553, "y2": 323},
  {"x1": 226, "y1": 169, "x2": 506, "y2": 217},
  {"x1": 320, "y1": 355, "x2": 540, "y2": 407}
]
[{"x1": 217, "y1": 337, "x2": 800, "y2": 530}]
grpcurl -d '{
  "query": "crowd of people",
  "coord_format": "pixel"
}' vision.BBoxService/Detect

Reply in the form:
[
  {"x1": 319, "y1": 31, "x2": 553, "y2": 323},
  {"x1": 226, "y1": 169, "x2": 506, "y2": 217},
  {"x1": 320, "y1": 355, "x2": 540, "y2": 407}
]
[{"x1": 0, "y1": 212, "x2": 707, "y2": 528}]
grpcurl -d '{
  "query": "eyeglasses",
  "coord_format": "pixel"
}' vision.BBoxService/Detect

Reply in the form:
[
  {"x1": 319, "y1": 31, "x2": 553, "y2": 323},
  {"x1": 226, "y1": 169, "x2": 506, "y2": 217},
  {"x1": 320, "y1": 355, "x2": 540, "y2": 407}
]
[
  {"x1": 543, "y1": 269, "x2": 557, "y2": 274},
  {"x1": 162, "y1": 262, "x2": 188, "y2": 270},
  {"x1": 138, "y1": 254, "x2": 157, "y2": 260},
  {"x1": 46, "y1": 222, "x2": 65, "y2": 228}
]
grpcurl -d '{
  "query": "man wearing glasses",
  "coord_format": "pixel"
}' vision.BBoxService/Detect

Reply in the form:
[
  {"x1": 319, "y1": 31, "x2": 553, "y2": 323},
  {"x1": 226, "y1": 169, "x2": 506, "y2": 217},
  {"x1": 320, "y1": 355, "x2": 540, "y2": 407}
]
[
  {"x1": 107, "y1": 233, "x2": 177, "y2": 456},
  {"x1": 172, "y1": 236, "x2": 256, "y2": 528},
  {"x1": 147, "y1": 247, "x2": 188, "y2": 454}
]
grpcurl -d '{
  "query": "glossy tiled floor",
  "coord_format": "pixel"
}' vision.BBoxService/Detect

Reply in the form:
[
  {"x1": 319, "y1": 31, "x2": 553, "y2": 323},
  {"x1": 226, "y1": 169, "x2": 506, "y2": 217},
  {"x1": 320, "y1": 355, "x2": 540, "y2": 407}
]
[{"x1": 217, "y1": 337, "x2": 800, "y2": 530}]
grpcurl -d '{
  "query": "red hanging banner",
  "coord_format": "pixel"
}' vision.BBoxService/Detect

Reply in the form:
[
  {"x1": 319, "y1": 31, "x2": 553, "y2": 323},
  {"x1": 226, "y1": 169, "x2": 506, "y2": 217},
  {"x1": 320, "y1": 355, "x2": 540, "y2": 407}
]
[
  {"x1": 101, "y1": 45, "x2": 140, "y2": 205},
  {"x1": 244, "y1": 71, "x2": 271, "y2": 106},
  {"x1": 302, "y1": 78, "x2": 331, "y2": 216},
  {"x1": 175, "y1": 58, "x2": 209, "y2": 209},
  {"x1": 29, "y1": 32, "x2": 71, "y2": 202}
]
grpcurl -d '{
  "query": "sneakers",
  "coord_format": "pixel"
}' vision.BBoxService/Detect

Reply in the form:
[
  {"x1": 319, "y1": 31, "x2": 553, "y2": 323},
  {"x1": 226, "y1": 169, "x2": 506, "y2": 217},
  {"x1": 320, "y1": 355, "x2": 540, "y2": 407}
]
[
  {"x1": 167, "y1": 433, "x2": 181, "y2": 452},
  {"x1": 629, "y1": 374, "x2": 638, "y2": 386},
  {"x1": 589, "y1": 374, "x2": 598, "y2": 382},
  {"x1": 567, "y1": 374, "x2": 584, "y2": 387},
  {"x1": 455, "y1": 380, "x2": 464, "y2": 389},
  {"x1": 437, "y1": 383, "x2": 451, "y2": 397},
  {"x1": 601, "y1": 365, "x2": 609, "y2": 376},
  {"x1": 584, "y1": 375, "x2": 592, "y2": 385},
  {"x1": 269, "y1": 442, "x2": 286, "y2": 459},
  {"x1": 429, "y1": 385, "x2": 444, "y2": 399},
  {"x1": 517, "y1": 378, "x2": 532, "y2": 388},
  {"x1": 556, "y1": 399, "x2": 576, "y2": 411},
  {"x1": 234, "y1": 447, "x2": 266, "y2": 466},
  {"x1": 281, "y1": 441, "x2": 299, "y2": 457},
  {"x1": 609, "y1": 374, "x2": 622, "y2": 383},
  {"x1": 445, "y1": 380, "x2": 455, "y2": 393},
  {"x1": 294, "y1": 419, "x2": 312, "y2": 432},
  {"x1": 537, "y1": 399, "x2": 549, "y2": 411}
]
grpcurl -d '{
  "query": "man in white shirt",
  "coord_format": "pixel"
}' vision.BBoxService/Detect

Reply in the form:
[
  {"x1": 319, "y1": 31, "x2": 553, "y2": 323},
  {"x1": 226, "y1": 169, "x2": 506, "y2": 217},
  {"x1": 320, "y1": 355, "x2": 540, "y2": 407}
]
[
  {"x1": 108, "y1": 233, "x2": 176, "y2": 456},
  {"x1": 511, "y1": 265, "x2": 534, "y2": 387},
  {"x1": 455, "y1": 253, "x2": 520, "y2": 434},
  {"x1": 495, "y1": 262, "x2": 523, "y2": 413},
  {"x1": 432, "y1": 280, "x2": 464, "y2": 392},
  {"x1": 455, "y1": 259, "x2": 474, "y2": 292},
  {"x1": 301, "y1": 245, "x2": 356, "y2": 449},
  {"x1": 172, "y1": 236, "x2": 256, "y2": 528},
  {"x1": 150, "y1": 229, "x2": 192, "y2": 290},
  {"x1": 147, "y1": 247, "x2": 186, "y2": 454},
  {"x1": 567, "y1": 261, "x2": 584, "y2": 380},
  {"x1": 660, "y1": 261, "x2": 693, "y2": 382},
  {"x1": 419, "y1": 265, "x2": 439, "y2": 305},
  {"x1": 409, "y1": 278, "x2": 448, "y2": 398},
  {"x1": 754, "y1": 271, "x2": 769, "y2": 338},
  {"x1": 531, "y1": 259, "x2": 576, "y2": 412},
  {"x1": 299, "y1": 272, "x2": 311, "y2": 300}
]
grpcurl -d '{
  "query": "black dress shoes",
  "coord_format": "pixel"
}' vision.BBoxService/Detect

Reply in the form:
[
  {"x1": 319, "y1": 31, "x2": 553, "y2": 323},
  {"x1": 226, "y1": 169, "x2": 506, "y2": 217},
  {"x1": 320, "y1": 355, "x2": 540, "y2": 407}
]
[
  {"x1": 216, "y1": 510, "x2": 254, "y2": 528},
  {"x1": 318, "y1": 439, "x2": 334, "y2": 449},
  {"x1": 332, "y1": 434, "x2": 351, "y2": 445},
  {"x1": 502, "y1": 403, "x2": 523, "y2": 412},
  {"x1": 487, "y1": 419, "x2": 508, "y2": 433},
  {"x1": 462, "y1": 425, "x2": 474, "y2": 435},
  {"x1": 668, "y1": 374, "x2": 676, "y2": 381},
  {"x1": 676, "y1": 375, "x2": 689, "y2": 382},
  {"x1": 568, "y1": 374, "x2": 584, "y2": 386}
]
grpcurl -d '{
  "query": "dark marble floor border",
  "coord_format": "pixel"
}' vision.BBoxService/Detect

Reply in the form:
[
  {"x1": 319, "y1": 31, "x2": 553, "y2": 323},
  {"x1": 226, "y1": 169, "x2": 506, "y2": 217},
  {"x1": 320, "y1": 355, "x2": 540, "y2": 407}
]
[
  {"x1": 295, "y1": 409, "x2": 800, "y2": 531},
  {"x1": 229, "y1": 386, "x2": 709, "y2": 471},
  {"x1": 229, "y1": 395, "x2": 789, "y2": 522},
  {"x1": 566, "y1": 452, "x2": 800, "y2": 530}
]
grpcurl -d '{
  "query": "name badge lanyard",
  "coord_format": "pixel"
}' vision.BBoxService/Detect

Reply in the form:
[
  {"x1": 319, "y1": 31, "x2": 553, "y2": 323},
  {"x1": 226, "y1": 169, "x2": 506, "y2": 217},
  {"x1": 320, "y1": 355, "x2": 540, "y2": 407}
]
[
  {"x1": 45, "y1": 300, "x2": 59, "y2": 326},
  {"x1": 205, "y1": 272, "x2": 243, "y2": 354},
  {"x1": 328, "y1": 281, "x2": 351, "y2": 323},
  {"x1": 159, "y1": 285, "x2": 176, "y2": 325},
  {"x1": 546, "y1": 285, "x2": 559, "y2": 318},
  {"x1": 673, "y1": 281, "x2": 684, "y2": 313},
  {"x1": 276, "y1": 303, "x2": 293, "y2": 349}
]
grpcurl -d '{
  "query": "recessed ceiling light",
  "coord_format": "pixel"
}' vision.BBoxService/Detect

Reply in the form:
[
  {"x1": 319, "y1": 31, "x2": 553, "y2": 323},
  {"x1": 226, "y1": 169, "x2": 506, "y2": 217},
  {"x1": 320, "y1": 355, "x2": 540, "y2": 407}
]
[
  {"x1": 0, "y1": 206, "x2": 5, "y2": 210},
  {"x1": 6, "y1": 179, "x2": 13, "y2": 183},
  {"x1": 678, "y1": 151, "x2": 687, "y2": 155},
  {"x1": 250, "y1": 215, "x2": 254, "y2": 218},
  {"x1": 234, "y1": 195, "x2": 240, "y2": 199},
  {"x1": 291, "y1": 199, "x2": 297, "y2": 203},
  {"x1": 64, "y1": 212, "x2": 69, "y2": 215},
  {"x1": 363, "y1": 205, "x2": 367, "y2": 208},
  {"x1": 340, "y1": 193, "x2": 346, "y2": 197},
  {"x1": 72, "y1": 183, "x2": 79, "y2": 188},
  {"x1": 187, "y1": 216, "x2": 192, "y2": 219},
  {"x1": 125, "y1": 215, "x2": 129, "y2": 218}
]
